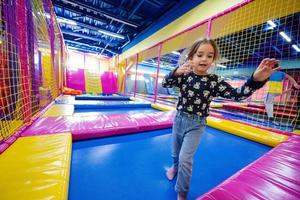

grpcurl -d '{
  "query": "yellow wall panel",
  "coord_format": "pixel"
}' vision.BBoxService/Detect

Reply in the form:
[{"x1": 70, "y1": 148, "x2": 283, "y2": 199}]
[
  {"x1": 119, "y1": 0, "x2": 244, "y2": 61},
  {"x1": 211, "y1": 0, "x2": 300, "y2": 38},
  {"x1": 138, "y1": 46, "x2": 160, "y2": 62},
  {"x1": 85, "y1": 69, "x2": 102, "y2": 94},
  {"x1": 161, "y1": 24, "x2": 207, "y2": 56}
]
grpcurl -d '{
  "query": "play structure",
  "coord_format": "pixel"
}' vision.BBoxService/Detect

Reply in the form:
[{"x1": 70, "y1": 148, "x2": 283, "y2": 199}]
[{"x1": 1, "y1": 0, "x2": 300, "y2": 199}]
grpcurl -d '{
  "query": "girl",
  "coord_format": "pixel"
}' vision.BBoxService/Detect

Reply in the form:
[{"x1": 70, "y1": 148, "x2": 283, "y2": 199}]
[{"x1": 162, "y1": 37, "x2": 279, "y2": 200}]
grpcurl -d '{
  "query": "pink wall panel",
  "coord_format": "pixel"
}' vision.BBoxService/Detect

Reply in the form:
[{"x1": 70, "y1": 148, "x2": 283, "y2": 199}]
[{"x1": 66, "y1": 69, "x2": 85, "y2": 91}]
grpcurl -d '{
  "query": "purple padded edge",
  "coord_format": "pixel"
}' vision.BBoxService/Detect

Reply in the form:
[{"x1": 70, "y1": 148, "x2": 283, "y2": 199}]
[
  {"x1": 197, "y1": 135, "x2": 300, "y2": 200},
  {"x1": 21, "y1": 111, "x2": 176, "y2": 141},
  {"x1": 0, "y1": 133, "x2": 20, "y2": 154}
]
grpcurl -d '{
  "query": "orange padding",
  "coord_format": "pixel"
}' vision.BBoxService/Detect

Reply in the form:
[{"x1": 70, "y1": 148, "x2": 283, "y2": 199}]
[{"x1": 63, "y1": 87, "x2": 82, "y2": 95}]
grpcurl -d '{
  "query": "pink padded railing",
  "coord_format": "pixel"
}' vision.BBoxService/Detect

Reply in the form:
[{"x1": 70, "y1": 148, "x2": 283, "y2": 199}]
[{"x1": 197, "y1": 135, "x2": 300, "y2": 200}]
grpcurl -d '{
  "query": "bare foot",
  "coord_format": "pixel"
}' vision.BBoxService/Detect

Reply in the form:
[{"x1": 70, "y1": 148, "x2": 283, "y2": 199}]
[
  {"x1": 177, "y1": 193, "x2": 187, "y2": 200},
  {"x1": 166, "y1": 167, "x2": 177, "y2": 180}
]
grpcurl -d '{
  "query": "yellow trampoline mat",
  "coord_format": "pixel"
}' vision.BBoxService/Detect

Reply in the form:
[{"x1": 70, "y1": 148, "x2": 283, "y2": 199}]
[
  {"x1": 0, "y1": 133, "x2": 72, "y2": 200},
  {"x1": 42, "y1": 104, "x2": 74, "y2": 117}
]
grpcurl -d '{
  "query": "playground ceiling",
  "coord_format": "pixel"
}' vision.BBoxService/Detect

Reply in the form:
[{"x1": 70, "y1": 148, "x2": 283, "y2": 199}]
[
  {"x1": 52, "y1": 0, "x2": 198, "y2": 58},
  {"x1": 52, "y1": 1, "x2": 299, "y2": 74}
]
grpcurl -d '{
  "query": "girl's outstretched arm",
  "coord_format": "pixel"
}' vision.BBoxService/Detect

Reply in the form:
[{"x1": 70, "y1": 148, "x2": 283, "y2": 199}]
[
  {"x1": 162, "y1": 61, "x2": 194, "y2": 88},
  {"x1": 252, "y1": 58, "x2": 280, "y2": 81}
]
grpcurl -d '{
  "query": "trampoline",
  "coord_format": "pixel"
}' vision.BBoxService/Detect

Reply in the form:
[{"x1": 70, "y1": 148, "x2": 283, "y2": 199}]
[
  {"x1": 69, "y1": 126, "x2": 270, "y2": 200},
  {"x1": 74, "y1": 106, "x2": 159, "y2": 116},
  {"x1": 4, "y1": 99, "x2": 299, "y2": 200},
  {"x1": 75, "y1": 95, "x2": 132, "y2": 101}
]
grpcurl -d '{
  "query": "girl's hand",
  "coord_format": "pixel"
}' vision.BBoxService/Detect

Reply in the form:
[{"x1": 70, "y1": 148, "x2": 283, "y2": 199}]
[
  {"x1": 294, "y1": 83, "x2": 300, "y2": 90},
  {"x1": 253, "y1": 58, "x2": 281, "y2": 81},
  {"x1": 174, "y1": 60, "x2": 194, "y2": 76}
]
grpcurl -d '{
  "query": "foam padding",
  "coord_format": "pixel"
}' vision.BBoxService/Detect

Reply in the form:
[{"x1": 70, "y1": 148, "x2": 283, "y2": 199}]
[
  {"x1": 75, "y1": 95, "x2": 131, "y2": 100},
  {"x1": 151, "y1": 103, "x2": 176, "y2": 111},
  {"x1": 207, "y1": 117, "x2": 288, "y2": 147},
  {"x1": 74, "y1": 102, "x2": 151, "y2": 109},
  {"x1": 293, "y1": 130, "x2": 300, "y2": 135},
  {"x1": 209, "y1": 103, "x2": 223, "y2": 108},
  {"x1": 197, "y1": 136, "x2": 300, "y2": 200},
  {"x1": 0, "y1": 133, "x2": 72, "y2": 200},
  {"x1": 21, "y1": 112, "x2": 175, "y2": 141},
  {"x1": 42, "y1": 104, "x2": 74, "y2": 117},
  {"x1": 155, "y1": 105, "x2": 288, "y2": 147}
]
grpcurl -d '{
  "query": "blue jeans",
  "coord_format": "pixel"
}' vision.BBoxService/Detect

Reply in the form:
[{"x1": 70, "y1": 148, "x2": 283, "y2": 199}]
[{"x1": 172, "y1": 111, "x2": 207, "y2": 194}]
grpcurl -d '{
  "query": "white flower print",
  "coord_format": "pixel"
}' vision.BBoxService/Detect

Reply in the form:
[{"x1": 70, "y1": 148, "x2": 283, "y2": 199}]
[
  {"x1": 182, "y1": 84, "x2": 187, "y2": 91},
  {"x1": 203, "y1": 90, "x2": 210, "y2": 98},
  {"x1": 217, "y1": 76, "x2": 223, "y2": 83},
  {"x1": 193, "y1": 82, "x2": 200, "y2": 89},
  {"x1": 210, "y1": 81, "x2": 217, "y2": 88},
  {"x1": 196, "y1": 112, "x2": 203, "y2": 116},
  {"x1": 224, "y1": 91, "x2": 230, "y2": 97},
  {"x1": 187, "y1": 76, "x2": 193, "y2": 82},
  {"x1": 194, "y1": 98, "x2": 201, "y2": 104},
  {"x1": 202, "y1": 104, "x2": 207, "y2": 110},
  {"x1": 178, "y1": 77, "x2": 182, "y2": 84},
  {"x1": 201, "y1": 77, "x2": 208, "y2": 82},
  {"x1": 188, "y1": 90, "x2": 194, "y2": 97},
  {"x1": 178, "y1": 105, "x2": 183, "y2": 110},
  {"x1": 244, "y1": 86, "x2": 250, "y2": 94},
  {"x1": 182, "y1": 98, "x2": 187, "y2": 104},
  {"x1": 178, "y1": 92, "x2": 182, "y2": 97},
  {"x1": 218, "y1": 84, "x2": 226, "y2": 92},
  {"x1": 237, "y1": 87, "x2": 242, "y2": 94},
  {"x1": 187, "y1": 105, "x2": 193, "y2": 112},
  {"x1": 209, "y1": 96, "x2": 214, "y2": 101}
]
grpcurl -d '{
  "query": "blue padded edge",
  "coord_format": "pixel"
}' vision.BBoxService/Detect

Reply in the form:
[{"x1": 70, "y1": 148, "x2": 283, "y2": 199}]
[
  {"x1": 75, "y1": 95, "x2": 131, "y2": 101},
  {"x1": 74, "y1": 103, "x2": 152, "y2": 109}
]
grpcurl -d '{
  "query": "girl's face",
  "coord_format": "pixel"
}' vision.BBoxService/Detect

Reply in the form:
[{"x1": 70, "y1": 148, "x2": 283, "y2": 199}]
[{"x1": 191, "y1": 43, "x2": 215, "y2": 75}]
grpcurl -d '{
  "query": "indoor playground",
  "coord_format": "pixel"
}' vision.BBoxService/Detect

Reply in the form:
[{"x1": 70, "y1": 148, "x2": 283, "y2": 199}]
[{"x1": 1, "y1": 0, "x2": 300, "y2": 200}]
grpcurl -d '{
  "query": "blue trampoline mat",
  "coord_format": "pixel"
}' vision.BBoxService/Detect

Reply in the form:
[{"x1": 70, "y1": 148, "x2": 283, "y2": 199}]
[
  {"x1": 74, "y1": 107, "x2": 159, "y2": 115},
  {"x1": 69, "y1": 127, "x2": 271, "y2": 200},
  {"x1": 75, "y1": 95, "x2": 131, "y2": 100}
]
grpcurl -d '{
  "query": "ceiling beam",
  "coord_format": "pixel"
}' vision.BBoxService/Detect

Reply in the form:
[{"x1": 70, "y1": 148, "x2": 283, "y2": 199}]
[
  {"x1": 101, "y1": 0, "x2": 145, "y2": 54},
  {"x1": 60, "y1": 0, "x2": 139, "y2": 28},
  {"x1": 65, "y1": 39, "x2": 119, "y2": 55},
  {"x1": 61, "y1": 28, "x2": 118, "y2": 46},
  {"x1": 57, "y1": 16, "x2": 125, "y2": 39},
  {"x1": 67, "y1": 45, "x2": 110, "y2": 57},
  {"x1": 54, "y1": 2, "x2": 108, "y2": 25}
]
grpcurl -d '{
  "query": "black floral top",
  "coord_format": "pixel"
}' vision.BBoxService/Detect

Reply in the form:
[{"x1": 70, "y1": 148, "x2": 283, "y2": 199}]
[{"x1": 162, "y1": 68, "x2": 266, "y2": 117}]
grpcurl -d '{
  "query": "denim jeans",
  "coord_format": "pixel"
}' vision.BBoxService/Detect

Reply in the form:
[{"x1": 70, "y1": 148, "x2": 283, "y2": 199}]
[{"x1": 171, "y1": 111, "x2": 207, "y2": 194}]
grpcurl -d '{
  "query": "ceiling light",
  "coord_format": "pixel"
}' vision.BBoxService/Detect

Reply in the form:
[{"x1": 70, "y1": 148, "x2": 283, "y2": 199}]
[
  {"x1": 57, "y1": 18, "x2": 77, "y2": 26},
  {"x1": 292, "y1": 44, "x2": 300, "y2": 52},
  {"x1": 172, "y1": 51, "x2": 181, "y2": 55},
  {"x1": 267, "y1": 20, "x2": 277, "y2": 28},
  {"x1": 98, "y1": 30, "x2": 124, "y2": 40},
  {"x1": 279, "y1": 32, "x2": 291, "y2": 42},
  {"x1": 216, "y1": 64, "x2": 227, "y2": 68}
]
